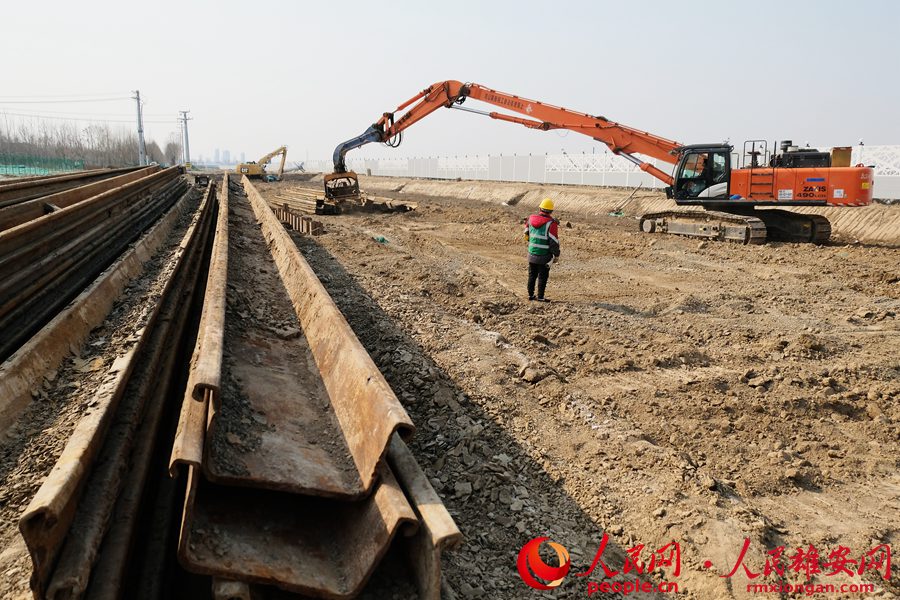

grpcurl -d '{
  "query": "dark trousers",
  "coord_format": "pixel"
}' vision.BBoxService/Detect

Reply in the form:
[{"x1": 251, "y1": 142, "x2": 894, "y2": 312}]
[{"x1": 527, "y1": 262, "x2": 550, "y2": 299}]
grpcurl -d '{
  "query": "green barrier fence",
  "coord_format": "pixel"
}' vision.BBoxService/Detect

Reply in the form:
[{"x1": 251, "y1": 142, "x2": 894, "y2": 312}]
[{"x1": 0, "y1": 154, "x2": 85, "y2": 176}]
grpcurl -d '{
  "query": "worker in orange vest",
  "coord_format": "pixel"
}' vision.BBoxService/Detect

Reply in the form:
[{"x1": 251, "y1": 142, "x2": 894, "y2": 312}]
[{"x1": 523, "y1": 198, "x2": 560, "y2": 302}]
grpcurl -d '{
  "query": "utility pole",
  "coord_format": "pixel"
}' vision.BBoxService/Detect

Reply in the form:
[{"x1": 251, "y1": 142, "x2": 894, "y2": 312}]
[
  {"x1": 179, "y1": 110, "x2": 192, "y2": 168},
  {"x1": 133, "y1": 90, "x2": 147, "y2": 166}
]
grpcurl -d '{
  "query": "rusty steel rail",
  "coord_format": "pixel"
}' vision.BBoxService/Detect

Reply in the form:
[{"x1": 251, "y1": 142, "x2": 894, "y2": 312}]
[
  {"x1": 0, "y1": 166, "x2": 186, "y2": 362},
  {"x1": 0, "y1": 165, "x2": 159, "y2": 232},
  {"x1": 248, "y1": 174, "x2": 414, "y2": 494},
  {"x1": 169, "y1": 176, "x2": 458, "y2": 598},
  {"x1": 0, "y1": 166, "x2": 143, "y2": 209},
  {"x1": 18, "y1": 182, "x2": 216, "y2": 599}
]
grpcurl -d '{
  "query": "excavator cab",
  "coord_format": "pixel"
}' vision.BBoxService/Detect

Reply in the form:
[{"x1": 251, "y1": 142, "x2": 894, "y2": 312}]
[
  {"x1": 323, "y1": 171, "x2": 361, "y2": 201},
  {"x1": 668, "y1": 145, "x2": 731, "y2": 202}
]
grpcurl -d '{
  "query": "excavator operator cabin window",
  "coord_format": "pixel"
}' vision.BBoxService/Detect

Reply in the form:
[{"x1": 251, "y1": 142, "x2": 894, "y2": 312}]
[
  {"x1": 711, "y1": 153, "x2": 727, "y2": 183},
  {"x1": 676, "y1": 152, "x2": 710, "y2": 198},
  {"x1": 682, "y1": 153, "x2": 708, "y2": 178}
]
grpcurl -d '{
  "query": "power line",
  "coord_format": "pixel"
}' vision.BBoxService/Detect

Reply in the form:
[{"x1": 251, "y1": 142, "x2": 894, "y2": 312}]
[
  {"x1": 0, "y1": 111, "x2": 176, "y2": 125},
  {"x1": 0, "y1": 97, "x2": 131, "y2": 105},
  {"x1": 0, "y1": 107, "x2": 174, "y2": 118},
  {"x1": 0, "y1": 91, "x2": 126, "y2": 99}
]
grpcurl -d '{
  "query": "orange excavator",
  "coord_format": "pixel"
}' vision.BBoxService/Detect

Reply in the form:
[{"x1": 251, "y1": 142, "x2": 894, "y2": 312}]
[{"x1": 329, "y1": 81, "x2": 874, "y2": 243}]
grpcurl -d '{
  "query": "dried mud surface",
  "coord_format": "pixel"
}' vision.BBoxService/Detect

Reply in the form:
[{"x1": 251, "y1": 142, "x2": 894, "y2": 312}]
[{"x1": 270, "y1": 180, "x2": 899, "y2": 599}]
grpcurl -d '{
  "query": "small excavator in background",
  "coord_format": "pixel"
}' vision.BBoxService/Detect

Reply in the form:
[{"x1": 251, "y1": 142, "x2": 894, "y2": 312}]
[
  {"x1": 329, "y1": 81, "x2": 874, "y2": 244},
  {"x1": 236, "y1": 145, "x2": 287, "y2": 182}
]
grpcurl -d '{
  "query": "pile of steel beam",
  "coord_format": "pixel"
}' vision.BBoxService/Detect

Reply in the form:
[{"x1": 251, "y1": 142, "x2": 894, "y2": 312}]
[
  {"x1": 17, "y1": 182, "x2": 215, "y2": 600},
  {"x1": 0, "y1": 166, "x2": 187, "y2": 361},
  {"x1": 273, "y1": 187, "x2": 417, "y2": 215},
  {"x1": 0, "y1": 166, "x2": 158, "y2": 232},
  {"x1": 271, "y1": 202, "x2": 325, "y2": 234},
  {"x1": 1, "y1": 171, "x2": 454, "y2": 599},
  {"x1": 0, "y1": 167, "x2": 143, "y2": 210},
  {"x1": 273, "y1": 189, "x2": 326, "y2": 214},
  {"x1": 168, "y1": 175, "x2": 459, "y2": 599}
]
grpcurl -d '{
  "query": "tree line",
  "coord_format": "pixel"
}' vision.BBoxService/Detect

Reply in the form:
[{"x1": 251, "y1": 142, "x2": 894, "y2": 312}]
[{"x1": 0, "y1": 115, "x2": 182, "y2": 168}]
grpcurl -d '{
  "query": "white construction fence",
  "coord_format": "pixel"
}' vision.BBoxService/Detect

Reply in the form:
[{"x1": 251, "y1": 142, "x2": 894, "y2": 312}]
[{"x1": 305, "y1": 145, "x2": 900, "y2": 200}]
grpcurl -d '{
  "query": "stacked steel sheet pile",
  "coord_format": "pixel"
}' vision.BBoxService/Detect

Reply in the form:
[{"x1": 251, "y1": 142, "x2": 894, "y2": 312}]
[
  {"x1": 271, "y1": 202, "x2": 326, "y2": 235},
  {"x1": 8, "y1": 178, "x2": 216, "y2": 599},
  {"x1": 0, "y1": 166, "x2": 144, "y2": 211},
  {"x1": 168, "y1": 174, "x2": 460, "y2": 599},
  {"x1": 272, "y1": 186, "x2": 416, "y2": 215},
  {"x1": 0, "y1": 165, "x2": 187, "y2": 361}
]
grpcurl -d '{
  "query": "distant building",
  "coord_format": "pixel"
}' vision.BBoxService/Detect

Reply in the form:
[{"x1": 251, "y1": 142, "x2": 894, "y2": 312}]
[
  {"x1": 223, "y1": 150, "x2": 231, "y2": 164},
  {"x1": 214, "y1": 148, "x2": 220, "y2": 163},
  {"x1": 240, "y1": 152, "x2": 246, "y2": 163}
]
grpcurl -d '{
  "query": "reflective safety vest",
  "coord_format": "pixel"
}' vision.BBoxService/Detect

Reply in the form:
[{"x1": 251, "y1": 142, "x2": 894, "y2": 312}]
[{"x1": 528, "y1": 220, "x2": 552, "y2": 256}]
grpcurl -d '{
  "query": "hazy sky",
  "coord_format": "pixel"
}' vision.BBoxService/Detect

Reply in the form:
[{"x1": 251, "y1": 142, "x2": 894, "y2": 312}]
[{"x1": 2, "y1": 0, "x2": 898, "y2": 165}]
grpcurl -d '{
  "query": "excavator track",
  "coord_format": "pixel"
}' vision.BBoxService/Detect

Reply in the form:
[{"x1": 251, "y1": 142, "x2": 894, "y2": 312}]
[
  {"x1": 639, "y1": 210, "x2": 768, "y2": 245},
  {"x1": 753, "y1": 209, "x2": 831, "y2": 244}
]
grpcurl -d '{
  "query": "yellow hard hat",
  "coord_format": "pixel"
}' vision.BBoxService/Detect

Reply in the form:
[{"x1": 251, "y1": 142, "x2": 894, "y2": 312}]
[{"x1": 539, "y1": 198, "x2": 555, "y2": 211}]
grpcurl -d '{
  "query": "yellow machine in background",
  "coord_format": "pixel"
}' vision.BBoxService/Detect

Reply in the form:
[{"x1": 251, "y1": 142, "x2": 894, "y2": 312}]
[{"x1": 236, "y1": 145, "x2": 287, "y2": 181}]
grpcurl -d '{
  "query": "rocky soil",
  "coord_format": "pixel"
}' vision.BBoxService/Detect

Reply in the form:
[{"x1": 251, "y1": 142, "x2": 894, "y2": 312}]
[{"x1": 273, "y1": 180, "x2": 899, "y2": 599}]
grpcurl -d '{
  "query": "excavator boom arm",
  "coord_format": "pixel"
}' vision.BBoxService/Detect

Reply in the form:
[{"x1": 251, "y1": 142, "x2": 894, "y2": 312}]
[
  {"x1": 332, "y1": 82, "x2": 466, "y2": 172},
  {"x1": 332, "y1": 81, "x2": 682, "y2": 185},
  {"x1": 258, "y1": 145, "x2": 288, "y2": 175}
]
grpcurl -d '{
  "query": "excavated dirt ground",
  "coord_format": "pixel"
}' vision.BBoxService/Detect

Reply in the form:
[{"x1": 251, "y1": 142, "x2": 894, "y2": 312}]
[{"x1": 264, "y1": 179, "x2": 899, "y2": 599}]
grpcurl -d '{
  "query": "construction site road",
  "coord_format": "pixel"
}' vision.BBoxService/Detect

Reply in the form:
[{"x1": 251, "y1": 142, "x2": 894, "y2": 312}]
[{"x1": 262, "y1": 177, "x2": 900, "y2": 599}]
